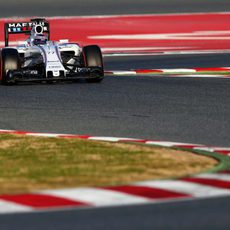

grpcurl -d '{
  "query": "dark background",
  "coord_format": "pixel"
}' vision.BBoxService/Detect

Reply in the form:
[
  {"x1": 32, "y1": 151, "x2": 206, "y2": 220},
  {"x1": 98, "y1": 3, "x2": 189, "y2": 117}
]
[{"x1": 0, "y1": 0, "x2": 230, "y2": 17}]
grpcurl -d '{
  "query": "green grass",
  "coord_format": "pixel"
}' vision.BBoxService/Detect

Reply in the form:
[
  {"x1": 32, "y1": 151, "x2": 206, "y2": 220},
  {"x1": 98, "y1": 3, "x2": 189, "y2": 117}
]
[{"x1": 0, "y1": 134, "x2": 217, "y2": 194}]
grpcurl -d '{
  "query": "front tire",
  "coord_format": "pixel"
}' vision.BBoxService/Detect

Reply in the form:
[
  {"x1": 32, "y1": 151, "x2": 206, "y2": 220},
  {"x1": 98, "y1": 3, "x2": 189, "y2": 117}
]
[
  {"x1": 82, "y1": 45, "x2": 104, "y2": 83},
  {"x1": 0, "y1": 48, "x2": 20, "y2": 85}
]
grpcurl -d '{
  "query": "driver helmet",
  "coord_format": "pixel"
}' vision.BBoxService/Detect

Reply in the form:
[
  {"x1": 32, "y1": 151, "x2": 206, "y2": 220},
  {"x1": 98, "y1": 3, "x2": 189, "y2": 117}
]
[
  {"x1": 32, "y1": 34, "x2": 48, "y2": 45},
  {"x1": 29, "y1": 24, "x2": 48, "y2": 46}
]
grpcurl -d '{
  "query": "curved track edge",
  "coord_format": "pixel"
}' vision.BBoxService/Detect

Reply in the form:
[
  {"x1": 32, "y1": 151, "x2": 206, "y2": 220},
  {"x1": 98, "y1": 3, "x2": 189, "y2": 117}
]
[{"x1": 0, "y1": 129, "x2": 229, "y2": 215}]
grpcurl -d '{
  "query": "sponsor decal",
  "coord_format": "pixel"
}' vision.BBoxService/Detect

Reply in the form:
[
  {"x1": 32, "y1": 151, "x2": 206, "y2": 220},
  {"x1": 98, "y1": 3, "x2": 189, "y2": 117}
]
[
  {"x1": 8, "y1": 22, "x2": 45, "y2": 28},
  {"x1": 7, "y1": 22, "x2": 48, "y2": 34},
  {"x1": 22, "y1": 70, "x2": 39, "y2": 75},
  {"x1": 29, "y1": 70, "x2": 38, "y2": 75},
  {"x1": 76, "y1": 67, "x2": 91, "y2": 73},
  {"x1": 48, "y1": 66, "x2": 62, "y2": 69}
]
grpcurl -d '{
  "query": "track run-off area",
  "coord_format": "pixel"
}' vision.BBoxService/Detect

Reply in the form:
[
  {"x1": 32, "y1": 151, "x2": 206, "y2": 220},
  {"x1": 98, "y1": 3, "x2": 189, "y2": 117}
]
[
  {"x1": 0, "y1": 10, "x2": 230, "y2": 230},
  {"x1": 1, "y1": 12, "x2": 230, "y2": 54}
]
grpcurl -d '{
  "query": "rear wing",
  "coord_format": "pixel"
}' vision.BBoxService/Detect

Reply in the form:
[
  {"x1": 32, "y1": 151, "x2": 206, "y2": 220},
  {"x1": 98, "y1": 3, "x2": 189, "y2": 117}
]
[{"x1": 4, "y1": 19, "x2": 50, "y2": 47}]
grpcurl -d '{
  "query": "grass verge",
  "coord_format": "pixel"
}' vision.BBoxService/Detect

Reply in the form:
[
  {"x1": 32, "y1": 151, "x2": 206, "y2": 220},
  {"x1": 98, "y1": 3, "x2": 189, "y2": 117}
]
[{"x1": 0, "y1": 134, "x2": 218, "y2": 194}]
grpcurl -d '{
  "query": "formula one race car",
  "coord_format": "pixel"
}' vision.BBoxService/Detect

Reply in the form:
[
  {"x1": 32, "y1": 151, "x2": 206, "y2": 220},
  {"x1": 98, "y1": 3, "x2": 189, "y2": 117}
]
[{"x1": 0, "y1": 18, "x2": 104, "y2": 85}]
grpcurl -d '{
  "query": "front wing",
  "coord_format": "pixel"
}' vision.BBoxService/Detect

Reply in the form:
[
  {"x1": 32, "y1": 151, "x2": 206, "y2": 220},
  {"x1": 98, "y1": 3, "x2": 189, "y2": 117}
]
[{"x1": 7, "y1": 67, "x2": 104, "y2": 82}]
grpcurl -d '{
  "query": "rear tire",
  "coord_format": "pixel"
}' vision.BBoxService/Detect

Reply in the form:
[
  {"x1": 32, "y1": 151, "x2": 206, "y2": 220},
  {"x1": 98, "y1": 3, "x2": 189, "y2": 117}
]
[
  {"x1": 82, "y1": 45, "x2": 104, "y2": 83},
  {"x1": 0, "y1": 48, "x2": 20, "y2": 85}
]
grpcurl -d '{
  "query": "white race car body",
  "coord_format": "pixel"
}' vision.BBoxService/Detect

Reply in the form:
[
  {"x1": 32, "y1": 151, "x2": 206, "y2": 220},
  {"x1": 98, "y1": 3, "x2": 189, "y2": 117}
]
[
  {"x1": 0, "y1": 18, "x2": 104, "y2": 84},
  {"x1": 17, "y1": 41, "x2": 81, "y2": 77}
]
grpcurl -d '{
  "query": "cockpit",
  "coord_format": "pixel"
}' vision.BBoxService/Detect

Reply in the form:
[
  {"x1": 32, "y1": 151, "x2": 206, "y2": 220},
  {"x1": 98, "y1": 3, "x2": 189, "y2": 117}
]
[{"x1": 28, "y1": 25, "x2": 48, "y2": 46}]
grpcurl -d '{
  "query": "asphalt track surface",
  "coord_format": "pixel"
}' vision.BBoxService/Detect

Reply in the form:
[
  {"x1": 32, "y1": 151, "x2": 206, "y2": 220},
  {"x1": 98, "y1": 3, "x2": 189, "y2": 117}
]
[
  {"x1": 1, "y1": 0, "x2": 230, "y2": 17},
  {"x1": 0, "y1": 196, "x2": 230, "y2": 230},
  {"x1": 0, "y1": 1, "x2": 230, "y2": 229},
  {"x1": 1, "y1": 51, "x2": 230, "y2": 229},
  {"x1": 0, "y1": 54, "x2": 230, "y2": 147}
]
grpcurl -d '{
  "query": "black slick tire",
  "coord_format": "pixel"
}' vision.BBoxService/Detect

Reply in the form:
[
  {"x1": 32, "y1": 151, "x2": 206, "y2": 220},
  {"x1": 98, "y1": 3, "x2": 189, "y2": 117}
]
[
  {"x1": 82, "y1": 45, "x2": 104, "y2": 83},
  {"x1": 1, "y1": 48, "x2": 20, "y2": 85}
]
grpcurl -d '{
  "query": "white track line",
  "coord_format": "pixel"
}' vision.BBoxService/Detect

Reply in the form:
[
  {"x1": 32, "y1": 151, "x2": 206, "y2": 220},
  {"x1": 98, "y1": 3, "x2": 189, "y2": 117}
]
[
  {"x1": 42, "y1": 188, "x2": 150, "y2": 207},
  {"x1": 135, "y1": 180, "x2": 230, "y2": 198},
  {"x1": 161, "y1": 69, "x2": 197, "y2": 73},
  {"x1": 88, "y1": 136, "x2": 140, "y2": 142},
  {"x1": 0, "y1": 200, "x2": 32, "y2": 214},
  {"x1": 194, "y1": 173, "x2": 230, "y2": 182},
  {"x1": 145, "y1": 141, "x2": 203, "y2": 147}
]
